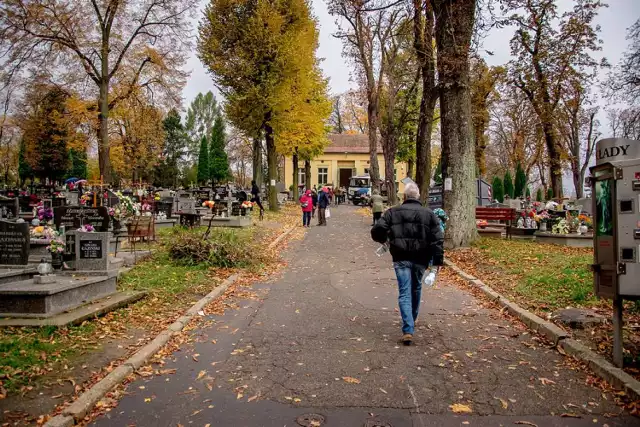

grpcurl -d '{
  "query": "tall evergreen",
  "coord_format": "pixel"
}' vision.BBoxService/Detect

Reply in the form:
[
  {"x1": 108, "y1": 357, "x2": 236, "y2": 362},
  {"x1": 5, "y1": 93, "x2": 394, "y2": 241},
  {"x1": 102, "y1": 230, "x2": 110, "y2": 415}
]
[
  {"x1": 536, "y1": 187, "x2": 543, "y2": 202},
  {"x1": 514, "y1": 162, "x2": 527, "y2": 198},
  {"x1": 209, "y1": 115, "x2": 230, "y2": 185},
  {"x1": 503, "y1": 170, "x2": 514, "y2": 199},
  {"x1": 197, "y1": 136, "x2": 209, "y2": 185},
  {"x1": 547, "y1": 187, "x2": 554, "y2": 201},
  {"x1": 525, "y1": 186, "x2": 531, "y2": 198},
  {"x1": 67, "y1": 149, "x2": 88, "y2": 178},
  {"x1": 491, "y1": 176, "x2": 504, "y2": 203}
]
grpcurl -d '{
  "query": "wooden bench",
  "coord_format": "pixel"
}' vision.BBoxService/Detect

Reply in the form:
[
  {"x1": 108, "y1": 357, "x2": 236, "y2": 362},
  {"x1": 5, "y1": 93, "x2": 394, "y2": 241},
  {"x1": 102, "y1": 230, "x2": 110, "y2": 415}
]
[{"x1": 475, "y1": 207, "x2": 517, "y2": 239}]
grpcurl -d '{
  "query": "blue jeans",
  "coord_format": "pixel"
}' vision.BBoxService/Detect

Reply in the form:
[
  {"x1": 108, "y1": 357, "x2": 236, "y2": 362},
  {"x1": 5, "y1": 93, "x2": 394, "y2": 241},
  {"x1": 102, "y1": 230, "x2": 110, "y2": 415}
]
[
  {"x1": 393, "y1": 260, "x2": 427, "y2": 335},
  {"x1": 302, "y1": 211, "x2": 311, "y2": 226}
]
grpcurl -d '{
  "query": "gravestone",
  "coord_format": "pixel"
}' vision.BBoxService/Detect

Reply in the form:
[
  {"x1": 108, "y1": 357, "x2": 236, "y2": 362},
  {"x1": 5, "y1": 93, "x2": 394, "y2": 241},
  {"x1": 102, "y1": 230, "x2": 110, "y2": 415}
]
[
  {"x1": 64, "y1": 231, "x2": 77, "y2": 268},
  {"x1": 34, "y1": 186, "x2": 53, "y2": 200},
  {"x1": 42, "y1": 199, "x2": 53, "y2": 209},
  {"x1": 75, "y1": 232, "x2": 109, "y2": 271},
  {"x1": 54, "y1": 206, "x2": 110, "y2": 232},
  {"x1": 66, "y1": 192, "x2": 79, "y2": 206},
  {"x1": 0, "y1": 220, "x2": 29, "y2": 265},
  {"x1": 177, "y1": 199, "x2": 196, "y2": 214},
  {"x1": 0, "y1": 198, "x2": 19, "y2": 220},
  {"x1": 155, "y1": 198, "x2": 173, "y2": 218},
  {"x1": 52, "y1": 197, "x2": 65, "y2": 208},
  {"x1": 194, "y1": 189, "x2": 211, "y2": 204},
  {"x1": 105, "y1": 189, "x2": 120, "y2": 207}
]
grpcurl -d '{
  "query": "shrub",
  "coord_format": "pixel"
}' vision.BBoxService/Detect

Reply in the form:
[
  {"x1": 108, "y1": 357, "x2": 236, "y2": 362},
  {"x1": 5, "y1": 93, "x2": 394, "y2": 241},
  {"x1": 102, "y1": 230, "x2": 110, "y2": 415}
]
[{"x1": 168, "y1": 229, "x2": 261, "y2": 268}]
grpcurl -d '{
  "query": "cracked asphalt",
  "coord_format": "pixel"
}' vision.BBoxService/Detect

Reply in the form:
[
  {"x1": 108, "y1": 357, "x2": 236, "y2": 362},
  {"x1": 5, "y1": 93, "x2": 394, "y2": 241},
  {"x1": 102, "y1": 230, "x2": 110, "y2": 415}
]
[{"x1": 93, "y1": 205, "x2": 637, "y2": 427}]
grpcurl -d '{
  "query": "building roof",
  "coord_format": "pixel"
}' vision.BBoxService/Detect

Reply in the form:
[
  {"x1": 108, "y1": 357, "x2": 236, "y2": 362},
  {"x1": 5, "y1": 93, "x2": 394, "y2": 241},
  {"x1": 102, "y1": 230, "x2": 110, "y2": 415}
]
[{"x1": 324, "y1": 133, "x2": 382, "y2": 154}]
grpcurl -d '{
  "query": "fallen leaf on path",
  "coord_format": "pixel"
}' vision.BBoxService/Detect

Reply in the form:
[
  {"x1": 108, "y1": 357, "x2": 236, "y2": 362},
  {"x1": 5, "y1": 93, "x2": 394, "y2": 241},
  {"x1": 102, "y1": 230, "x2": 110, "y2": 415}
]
[
  {"x1": 515, "y1": 422, "x2": 538, "y2": 426},
  {"x1": 342, "y1": 376, "x2": 361, "y2": 384},
  {"x1": 449, "y1": 403, "x2": 472, "y2": 413},
  {"x1": 248, "y1": 395, "x2": 258, "y2": 402},
  {"x1": 560, "y1": 413, "x2": 581, "y2": 418},
  {"x1": 379, "y1": 388, "x2": 387, "y2": 394},
  {"x1": 538, "y1": 377, "x2": 556, "y2": 386},
  {"x1": 159, "y1": 369, "x2": 177, "y2": 375},
  {"x1": 237, "y1": 392, "x2": 244, "y2": 399},
  {"x1": 293, "y1": 398, "x2": 301, "y2": 403},
  {"x1": 192, "y1": 354, "x2": 200, "y2": 362},
  {"x1": 494, "y1": 397, "x2": 508, "y2": 409},
  {"x1": 197, "y1": 370, "x2": 207, "y2": 380},
  {"x1": 206, "y1": 382, "x2": 213, "y2": 391}
]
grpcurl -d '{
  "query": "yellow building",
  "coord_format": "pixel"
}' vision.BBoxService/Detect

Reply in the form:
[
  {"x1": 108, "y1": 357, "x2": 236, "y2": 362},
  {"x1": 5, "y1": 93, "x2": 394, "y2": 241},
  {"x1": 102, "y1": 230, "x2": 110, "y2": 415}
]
[{"x1": 282, "y1": 134, "x2": 409, "y2": 194}]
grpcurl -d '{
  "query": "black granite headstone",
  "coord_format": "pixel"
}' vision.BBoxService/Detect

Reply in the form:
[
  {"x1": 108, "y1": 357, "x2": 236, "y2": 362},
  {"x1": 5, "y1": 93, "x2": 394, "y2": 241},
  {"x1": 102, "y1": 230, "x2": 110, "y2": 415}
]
[
  {"x1": 0, "y1": 198, "x2": 19, "y2": 219},
  {"x1": 0, "y1": 220, "x2": 29, "y2": 265},
  {"x1": 79, "y1": 239, "x2": 103, "y2": 259},
  {"x1": 54, "y1": 206, "x2": 110, "y2": 232}
]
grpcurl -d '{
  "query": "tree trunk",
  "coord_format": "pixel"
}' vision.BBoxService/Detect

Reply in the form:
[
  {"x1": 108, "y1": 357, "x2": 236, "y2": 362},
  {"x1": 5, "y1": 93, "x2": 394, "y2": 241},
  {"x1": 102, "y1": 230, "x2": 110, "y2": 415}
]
[
  {"x1": 542, "y1": 123, "x2": 563, "y2": 199},
  {"x1": 414, "y1": 0, "x2": 437, "y2": 203},
  {"x1": 98, "y1": 80, "x2": 112, "y2": 184},
  {"x1": 572, "y1": 164, "x2": 583, "y2": 199},
  {"x1": 434, "y1": 0, "x2": 477, "y2": 249},
  {"x1": 407, "y1": 158, "x2": 415, "y2": 180},
  {"x1": 367, "y1": 95, "x2": 381, "y2": 191},
  {"x1": 474, "y1": 121, "x2": 487, "y2": 177},
  {"x1": 304, "y1": 160, "x2": 311, "y2": 190},
  {"x1": 384, "y1": 139, "x2": 398, "y2": 206},
  {"x1": 252, "y1": 135, "x2": 263, "y2": 186},
  {"x1": 264, "y1": 119, "x2": 279, "y2": 212},
  {"x1": 292, "y1": 151, "x2": 299, "y2": 201}
]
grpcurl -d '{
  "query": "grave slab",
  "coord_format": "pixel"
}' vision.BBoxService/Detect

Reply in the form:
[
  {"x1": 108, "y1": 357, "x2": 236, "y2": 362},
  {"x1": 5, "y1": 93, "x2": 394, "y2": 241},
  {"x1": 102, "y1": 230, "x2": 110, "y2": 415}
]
[{"x1": 0, "y1": 220, "x2": 29, "y2": 266}]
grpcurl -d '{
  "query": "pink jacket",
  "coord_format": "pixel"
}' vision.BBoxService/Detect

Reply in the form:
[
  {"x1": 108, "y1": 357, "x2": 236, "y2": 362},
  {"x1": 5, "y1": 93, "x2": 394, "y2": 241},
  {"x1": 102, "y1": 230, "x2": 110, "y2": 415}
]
[{"x1": 300, "y1": 193, "x2": 313, "y2": 212}]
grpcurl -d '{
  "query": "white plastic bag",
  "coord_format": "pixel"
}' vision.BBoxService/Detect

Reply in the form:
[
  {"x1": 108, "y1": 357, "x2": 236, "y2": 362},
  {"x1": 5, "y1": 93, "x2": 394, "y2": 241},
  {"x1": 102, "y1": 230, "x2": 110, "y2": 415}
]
[
  {"x1": 325, "y1": 208, "x2": 331, "y2": 219},
  {"x1": 421, "y1": 267, "x2": 438, "y2": 288}
]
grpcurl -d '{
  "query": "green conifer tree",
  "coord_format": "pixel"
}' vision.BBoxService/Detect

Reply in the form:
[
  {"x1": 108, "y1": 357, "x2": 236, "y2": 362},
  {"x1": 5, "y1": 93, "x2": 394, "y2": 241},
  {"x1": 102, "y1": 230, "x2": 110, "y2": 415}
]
[
  {"x1": 514, "y1": 162, "x2": 527, "y2": 198},
  {"x1": 503, "y1": 170, "x2": 514, "y2": 199},
  {"x1": 197, "y1": 136, "x2": 210, "y2": 185},
  {"x1": 209, "y1": 115, "x2": 230, "y2": 185},
  {"x1": 491, "y1": 176, "x2": 504, "y2": 203}
]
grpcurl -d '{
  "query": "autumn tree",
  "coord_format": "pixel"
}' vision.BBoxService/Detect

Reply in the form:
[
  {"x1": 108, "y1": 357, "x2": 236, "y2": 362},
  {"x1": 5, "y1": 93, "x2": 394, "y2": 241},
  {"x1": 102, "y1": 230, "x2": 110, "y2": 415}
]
[
  {"x1": 111, "y1": 95, "x2": 165, "y2": 183},
  {"x1": 329, "y1": 0, "x2": 402, "y2": 192},
  {"x1": 413, "y1": 0, "x2": 438, "y2": 201},
  {"x1": 433, "y1": 0, "x2": 477, "y2": 248},
  {"x1": 609, "y1": 108, "x2": 640, "y2": 140},
  {"x1": 210, "y1": 115, "x2": 230, "y2": 185},
  {"x1": 199, "y1": 0, "x2": 325, "y2": 211},
  {"x1": 470, "y1": 58, "x2": 504, "y2": 178},
  {"x1": 0, "y1": 83, "x2": 19, "y2": 185},
  {"x1": 504, "y1": 0, "x2": 605, "y2": 199},
  {"x1": 0, "y1": 0, "x2": 194, "y2": 182},
  {"x1": 605, "y1": 18, "x2": 640, "y2": 105},
  {"x1": 558, "y1": 82, "x2": 599, "y2": 199},
  {"x1": 186, "y1": 92, "x2": 221, "y2": 158},
  {"x1": 329, "y1": 90, "x2": 369, "y2": 134},
  {"x1": 20, "y1": 85, "x2": 71, "y2": 182}
]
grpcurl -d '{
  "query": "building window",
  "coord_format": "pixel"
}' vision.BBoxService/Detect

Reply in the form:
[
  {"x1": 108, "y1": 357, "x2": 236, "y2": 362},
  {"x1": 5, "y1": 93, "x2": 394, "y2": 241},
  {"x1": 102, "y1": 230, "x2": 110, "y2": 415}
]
[
  {"x1": 318, "y1": 167, "x2": 328, "y2": 185},
  {"x1": 364, "y1": 168, "x2": 369, "y2": 175},
  {"x1": 298, "y1": 168, "x2": 306, "y2": 185}
]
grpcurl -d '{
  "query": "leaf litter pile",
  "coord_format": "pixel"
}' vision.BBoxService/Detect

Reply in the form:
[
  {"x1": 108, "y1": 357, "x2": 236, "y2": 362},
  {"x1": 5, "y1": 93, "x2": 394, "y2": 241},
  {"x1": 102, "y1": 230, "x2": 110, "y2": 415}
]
[{"x1": 0, "y1": 204, "x2": 302, "y2": 425}]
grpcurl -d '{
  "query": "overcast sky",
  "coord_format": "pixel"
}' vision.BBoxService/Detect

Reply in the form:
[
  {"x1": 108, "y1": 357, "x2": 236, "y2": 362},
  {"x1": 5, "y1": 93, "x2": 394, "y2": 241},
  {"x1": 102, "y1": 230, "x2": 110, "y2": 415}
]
[{"x1": 183, "y1": 0, "x2": 640, "y2": 129}]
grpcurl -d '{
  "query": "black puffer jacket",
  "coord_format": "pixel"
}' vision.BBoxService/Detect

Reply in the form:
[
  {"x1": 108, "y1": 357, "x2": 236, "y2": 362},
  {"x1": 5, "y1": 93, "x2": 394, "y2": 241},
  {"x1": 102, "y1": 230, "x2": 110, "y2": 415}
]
[{"x1": 371, "y1": 199, "x2": 444, "y2": 266}]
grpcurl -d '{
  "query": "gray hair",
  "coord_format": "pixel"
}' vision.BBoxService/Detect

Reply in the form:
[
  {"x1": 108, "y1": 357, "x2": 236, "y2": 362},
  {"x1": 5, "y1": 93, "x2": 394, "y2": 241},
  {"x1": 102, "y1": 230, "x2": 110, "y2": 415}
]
[
  {"x1": 372, "y1": 189, "x2": 380, "y2": 195},
  {"x1": 404, "y1": 183, "x2": 420, "y2": 200}
]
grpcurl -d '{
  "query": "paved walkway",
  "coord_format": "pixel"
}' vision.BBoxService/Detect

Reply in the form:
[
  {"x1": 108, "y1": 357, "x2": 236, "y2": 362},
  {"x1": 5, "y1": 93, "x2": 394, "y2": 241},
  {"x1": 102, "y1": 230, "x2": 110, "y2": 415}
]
[{"x1": 93, "y1": 206, "x2": 635, "y2": 426}]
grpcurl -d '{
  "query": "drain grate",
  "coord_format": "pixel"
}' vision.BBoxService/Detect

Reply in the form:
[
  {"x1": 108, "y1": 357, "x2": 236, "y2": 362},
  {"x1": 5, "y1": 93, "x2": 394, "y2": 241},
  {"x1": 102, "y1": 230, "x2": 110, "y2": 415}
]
[
  {"x1": 296, "y1": 413, "x2": 326, "y2": 426},
  {"x1": 364, "y1": 420, "x2": 392, "y2": 427}
]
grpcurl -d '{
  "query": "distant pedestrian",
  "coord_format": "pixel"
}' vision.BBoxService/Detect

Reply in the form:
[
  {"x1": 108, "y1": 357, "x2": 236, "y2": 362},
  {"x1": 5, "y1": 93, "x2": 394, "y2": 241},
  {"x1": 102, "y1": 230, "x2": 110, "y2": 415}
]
[
  {"x1": 251, "y1": 180, "x2": 264, "y2": 213},
  {"x1": 311, "y1": 189, "x2": 318, "y2": 218},
  {"x1": 371, "y1": 183, "x2": 444, "y2": 346},
  {"x1": 317, "y1": 187, "x2": 330, "y2": 226},
  {"x1": 299, "y1": 190, "x2": 313, "y2": 227},
  {"x1": 370, "y1": 189, "x2": 384, "y2": 225}
]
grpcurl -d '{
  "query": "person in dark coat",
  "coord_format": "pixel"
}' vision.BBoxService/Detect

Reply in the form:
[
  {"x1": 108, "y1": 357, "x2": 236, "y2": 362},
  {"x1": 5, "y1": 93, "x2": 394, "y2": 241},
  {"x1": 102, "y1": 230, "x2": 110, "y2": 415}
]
[
  {"x1": 317, "y1": 187, "x2": 330, "y2": 226},
  {"x1": 311, "y1": 189, "x2": 318, "y2": 218},
  {"x1": 250, "y1": 180, "x2": 264, "y2": 212},
  {"x1": 371, "y1": 183, "x2": 444, "y2": 345}
]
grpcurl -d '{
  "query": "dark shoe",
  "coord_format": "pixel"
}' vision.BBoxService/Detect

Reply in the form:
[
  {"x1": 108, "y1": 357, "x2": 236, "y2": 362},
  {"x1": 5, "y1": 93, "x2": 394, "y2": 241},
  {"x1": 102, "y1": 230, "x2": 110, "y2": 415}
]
[{"x1": 402, "y1": 334, "x2": 413, "y2": 346}]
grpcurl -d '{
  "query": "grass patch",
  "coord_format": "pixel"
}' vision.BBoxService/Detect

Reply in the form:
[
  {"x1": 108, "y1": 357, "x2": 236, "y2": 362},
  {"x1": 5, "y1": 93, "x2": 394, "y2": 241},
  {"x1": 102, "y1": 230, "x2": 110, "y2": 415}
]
[{"x1": 449, "y1": 238, "x2": 600, "y2": 312}]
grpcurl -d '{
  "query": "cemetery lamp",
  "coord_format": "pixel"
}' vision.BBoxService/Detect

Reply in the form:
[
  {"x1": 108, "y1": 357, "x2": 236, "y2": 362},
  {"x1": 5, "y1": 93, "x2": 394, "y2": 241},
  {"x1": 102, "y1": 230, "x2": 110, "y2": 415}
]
[{"x1": 37, "y1": 258, "x2": 53, "y2": 276}]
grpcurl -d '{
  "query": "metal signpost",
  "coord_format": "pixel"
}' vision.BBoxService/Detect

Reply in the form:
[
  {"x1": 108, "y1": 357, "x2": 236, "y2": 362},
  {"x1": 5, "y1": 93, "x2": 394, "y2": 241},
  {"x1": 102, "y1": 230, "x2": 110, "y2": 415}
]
[{"x1": 589, "y1": 138, "x2": 640, "y2": 367}]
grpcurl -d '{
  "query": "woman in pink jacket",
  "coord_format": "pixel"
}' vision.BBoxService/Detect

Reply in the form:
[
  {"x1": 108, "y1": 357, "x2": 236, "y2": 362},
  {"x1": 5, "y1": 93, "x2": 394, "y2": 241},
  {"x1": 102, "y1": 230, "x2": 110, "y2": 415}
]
[{"x1": 299, "y1": 190, "x2": 313, "y2": 227}]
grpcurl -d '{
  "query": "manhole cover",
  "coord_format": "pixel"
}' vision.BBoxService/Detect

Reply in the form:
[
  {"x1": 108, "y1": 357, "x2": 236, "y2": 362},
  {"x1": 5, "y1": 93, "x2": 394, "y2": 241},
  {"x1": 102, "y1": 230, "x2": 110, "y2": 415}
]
[
  {"x1": 296, "y1": 413, "x2": 326, "y2": 426},
  {"x1": 364, "y1": 421, "x2": 392, "y2": 427}
]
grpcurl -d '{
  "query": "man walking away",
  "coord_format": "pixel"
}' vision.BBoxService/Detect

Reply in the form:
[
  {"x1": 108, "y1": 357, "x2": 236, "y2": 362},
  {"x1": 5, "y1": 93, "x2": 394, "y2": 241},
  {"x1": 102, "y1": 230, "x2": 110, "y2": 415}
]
[
  {"x1": 251, "y1": 180, "x2": 264, "y2": 213},
  {"x1": 317, "y1": 187, "x2": 330, "y2": 226},
  {"x1": 370, "y1": 189, "x2": 384, "y2": 226},
  {"x1": 371, "y1": 183, "x2": 444, "y2": 345}
]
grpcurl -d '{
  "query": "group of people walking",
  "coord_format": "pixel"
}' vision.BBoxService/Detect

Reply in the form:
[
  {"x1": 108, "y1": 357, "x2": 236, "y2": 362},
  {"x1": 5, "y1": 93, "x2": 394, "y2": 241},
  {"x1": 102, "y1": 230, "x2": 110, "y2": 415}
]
[{"x1": 299, "y1": 187, "x2": 331, "y2": 227}]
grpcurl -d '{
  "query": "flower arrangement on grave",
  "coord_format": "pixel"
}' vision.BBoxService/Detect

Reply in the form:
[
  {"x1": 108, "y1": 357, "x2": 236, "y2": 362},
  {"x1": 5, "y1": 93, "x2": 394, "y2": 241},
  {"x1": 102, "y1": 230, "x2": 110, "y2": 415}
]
[
  {"x1": 156, "y1": 212, "x2": 167, "y2": 221},
  {"x1": 46, "y1": 237, "x2": 65, "y2": 254},
  {"x1": 552, "y1": 219, "x2": 569, "y2": 234},
  {"x1": 32, "y1": 202, "x2": 53, "y2": 222},
  {"x1": 77, "y1": 224, "x2": 95, "y2": 232},
  {"x1": 476, "y1": 219, "x2": 488, "y2": 229},
  {"x1": 141, "y1": 201, "x2": 152, "y2": 212},
  {"x1": 116, "y1": 192, "x2": 140, "y2": 217},
  {"x1": 202, "y1": 200, "x2": 215, "y2": 209},
  {"x1": 30, "y1": 225, "x2": 59, "y2": 240},
  {"x1": 80, "y1": 194, "x2": 91, "y2": 206},
  {"x1": 578, "y1": 214, "x2": 592, "y2": 229},
  {"x1": 241, "y1": 201, "x2": 253, "y2": 209},
  {"x1": 154, "y1": 193, "x2": 161, "y2": 201}
]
